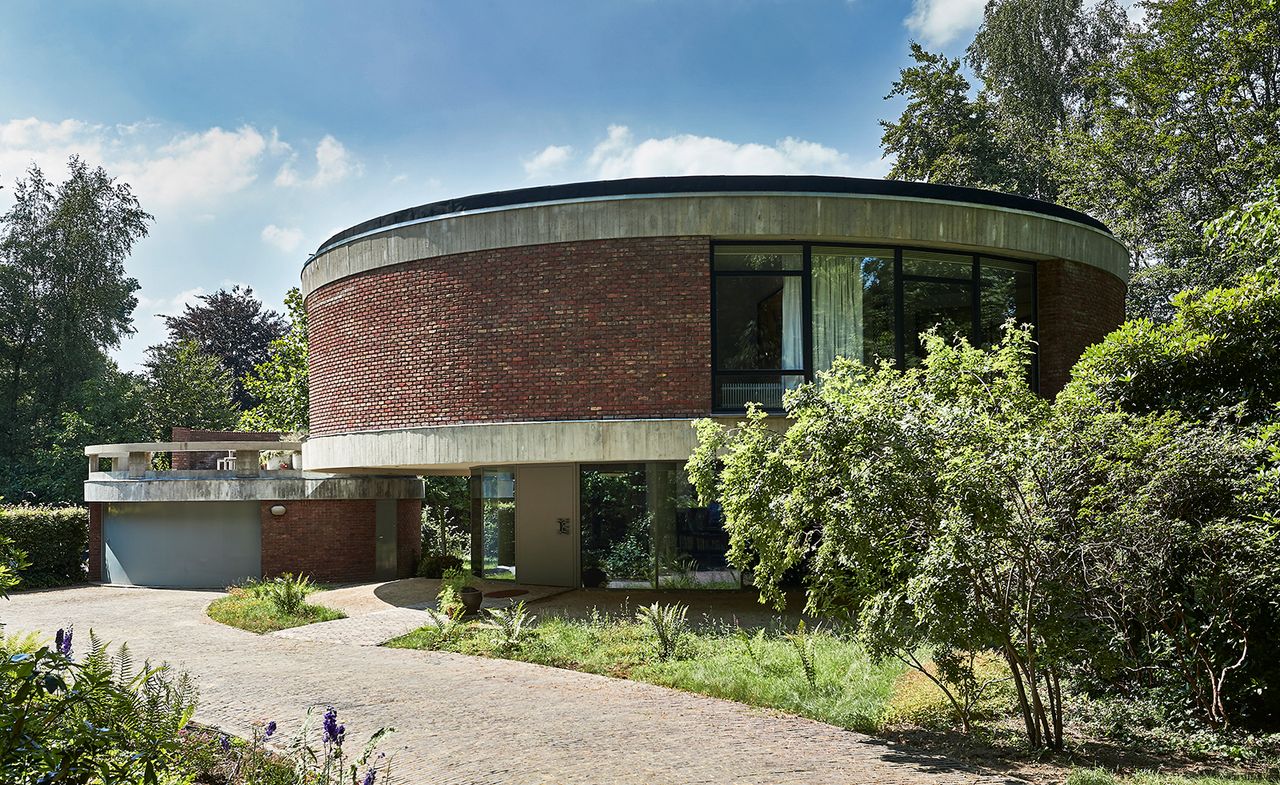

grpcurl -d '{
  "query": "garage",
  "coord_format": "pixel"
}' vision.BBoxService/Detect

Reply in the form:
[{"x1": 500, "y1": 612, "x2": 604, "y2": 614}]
[{"x1": 103, "y1": 501, "x2": 261, "y2": 588}]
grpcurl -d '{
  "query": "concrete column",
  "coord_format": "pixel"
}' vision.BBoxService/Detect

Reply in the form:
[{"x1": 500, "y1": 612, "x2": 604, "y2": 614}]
[
  {"x1": 235, "y1": 450, "x2": 260, "y2": 477},
  {"x1": 127, "y1": 451, "x2": 149, "y2": 478}
]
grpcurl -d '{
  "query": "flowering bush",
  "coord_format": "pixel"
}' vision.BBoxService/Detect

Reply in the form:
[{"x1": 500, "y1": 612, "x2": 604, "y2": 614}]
[{"x1": 194, "y1": 706, "x2": 395, "y2": 785}]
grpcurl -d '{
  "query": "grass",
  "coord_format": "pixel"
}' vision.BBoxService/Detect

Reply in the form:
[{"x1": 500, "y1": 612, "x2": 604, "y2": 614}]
[
  {"x1": 386, "y1": 611, "x2": 904, "y2": 732},
  {"x1": 1067, "y1": 769, "x2": 1278, "y2": 785},
  {"x1": 206, "y1": 586, "x2": 345, "y2": 634}
]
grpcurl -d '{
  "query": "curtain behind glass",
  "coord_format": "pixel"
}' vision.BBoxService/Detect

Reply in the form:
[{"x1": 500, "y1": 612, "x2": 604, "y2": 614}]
[
  {"x1": 781, "y1": 277, "x2": 803, "y2": 371},
  {"x1": 812, "y1": 252, "x2": 864, "y2": 371}
]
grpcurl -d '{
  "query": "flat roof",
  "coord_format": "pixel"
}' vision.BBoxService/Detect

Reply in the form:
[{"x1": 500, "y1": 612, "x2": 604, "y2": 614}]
[{"x1": 314, "y1": 175, "x2": 1112, "y2": 256}]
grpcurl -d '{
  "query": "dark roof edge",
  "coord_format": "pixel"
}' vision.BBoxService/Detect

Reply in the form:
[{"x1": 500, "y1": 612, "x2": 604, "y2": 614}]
[{"x1": 314, "y1": 175, "x2": 1113, "y2": 254}]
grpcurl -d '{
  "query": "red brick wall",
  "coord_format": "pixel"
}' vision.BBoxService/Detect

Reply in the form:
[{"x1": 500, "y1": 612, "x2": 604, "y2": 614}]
[
  {"x1": 397, "y1": 500, "x2": 422, "y2": 579},
  {"x1": 259, "y1": 500, "x2": 375, "y2": 583},
  {"x1": 1036, "y1": 259, "x2": 1127, "y2": 397},
  {"x1": 87, "y1": 502, "x2": 102, "y2": 581},
  {"x1": 171, "y1": 428, "x2": 283, "y2": 470},
  {"x1": 306, "y1": 237, "x2": 713, "y2": 435}
]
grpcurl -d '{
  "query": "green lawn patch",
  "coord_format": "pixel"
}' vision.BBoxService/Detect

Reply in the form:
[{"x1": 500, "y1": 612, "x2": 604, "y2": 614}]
[
  {"x1": 386, "y1": 611, "x2": 903, "y2": 733},
  {"x1": 1068, "y1": 769, "x2": 1277, "y2": 785},
  {"x1": 207, "y1": 587, "x2": 345, "y2": 634}
]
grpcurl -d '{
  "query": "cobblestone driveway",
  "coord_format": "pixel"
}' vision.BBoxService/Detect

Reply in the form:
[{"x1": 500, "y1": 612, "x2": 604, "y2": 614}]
[{"x1": 1, "y1": 586, "x2": 1023, "y2": 785}]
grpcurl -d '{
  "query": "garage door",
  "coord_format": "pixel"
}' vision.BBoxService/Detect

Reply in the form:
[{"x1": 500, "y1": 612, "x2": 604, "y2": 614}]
[{"x1": 104, "y1": 501, "x2": 261, "y2": 588}]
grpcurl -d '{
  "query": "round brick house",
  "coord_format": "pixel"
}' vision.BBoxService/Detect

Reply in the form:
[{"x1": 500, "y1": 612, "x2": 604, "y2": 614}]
[{"x1": 300, "y1": 175, "x2": 1128, "y2": 589}]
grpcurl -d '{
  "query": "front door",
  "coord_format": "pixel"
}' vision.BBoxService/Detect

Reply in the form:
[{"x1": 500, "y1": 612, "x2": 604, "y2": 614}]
[{"x1": 514, "y1": 464, "x2": 577, "y2": 587}]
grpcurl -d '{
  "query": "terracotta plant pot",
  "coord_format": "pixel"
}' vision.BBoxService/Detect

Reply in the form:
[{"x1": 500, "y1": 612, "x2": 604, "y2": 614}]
[{"x1": 460, "y1": 586, "x2": 484, "y2": 614}]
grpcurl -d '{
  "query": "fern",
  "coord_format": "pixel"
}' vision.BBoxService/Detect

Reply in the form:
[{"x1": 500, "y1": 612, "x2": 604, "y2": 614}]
[
  {"x1": 480, "y1": 602, "x2": 536, "y2": 651},
  {"x1": 785, "y1": 620, "x2": 818, "y2": 690},
  {"x1": 635, "y1": 602, "x2": 689, "y2": 661}
]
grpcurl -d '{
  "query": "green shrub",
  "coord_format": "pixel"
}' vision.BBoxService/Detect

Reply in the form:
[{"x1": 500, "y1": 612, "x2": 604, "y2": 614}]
[
  {"x1": 0, "y1": 505, "x2": 86, "y2": 587},
  {"x1": 0, "y1": 632, "x2": 197, "y2": 782},
  {"x1": 257, "y1": 573, "x2": 314, "y2": 615}
]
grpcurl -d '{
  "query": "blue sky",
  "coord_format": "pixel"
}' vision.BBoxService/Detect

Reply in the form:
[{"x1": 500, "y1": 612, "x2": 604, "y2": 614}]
[{"x1": 0, "y1": 0, "x2": 995, "y2": 370}]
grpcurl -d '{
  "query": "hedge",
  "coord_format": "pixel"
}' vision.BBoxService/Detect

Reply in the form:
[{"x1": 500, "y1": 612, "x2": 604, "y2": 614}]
[{"x1": 0, "y1": 505, "x2": 87, "y2": 588}]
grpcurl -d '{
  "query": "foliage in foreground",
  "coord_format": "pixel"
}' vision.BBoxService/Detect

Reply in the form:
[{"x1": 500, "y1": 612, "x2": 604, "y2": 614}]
[
  {"x1": 0, "y1": 628, "x2": 197, "y2": 784},
  {"x1": 688, "y1": 311, "x2": 1279, "y2": 748},
  {"x1": 182, "y1": 707, "x2": 394, "y2": 785},
  {"x1": 208, "y1": 577, "x2": 345, "y2": 635}
]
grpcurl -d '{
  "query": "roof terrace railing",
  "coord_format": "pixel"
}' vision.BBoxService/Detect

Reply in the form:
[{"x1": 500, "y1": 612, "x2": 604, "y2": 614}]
[{"x1": 84, "y1": 441, "x2": 303, "y2": 479}]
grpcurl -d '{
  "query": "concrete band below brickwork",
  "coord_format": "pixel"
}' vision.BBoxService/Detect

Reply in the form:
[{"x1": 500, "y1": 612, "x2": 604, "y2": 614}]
[
  {"x1": 84, "y1": 472, "x2": 425, "y2": 503},
  {"x1": 302, "y1": 193, "x2": 1129, "y2": 297},
  {"x1": 301, "y1": 418, "x2": 719, "y2": 473}
]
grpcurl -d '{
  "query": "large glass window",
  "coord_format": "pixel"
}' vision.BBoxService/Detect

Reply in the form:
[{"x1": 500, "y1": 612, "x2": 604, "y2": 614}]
[
  {"x1": 470, "y1": 468, "x2": 515, "y2": 581},
  {"x1": 712, "y1": 244, "x2": 1036, "y2": 409},
  {"x1": 713, "y1": 245, "x2": 804, "y2": 410},
  {"x1": 579, "y1": 463, "x2": 734, "y2": 589}
]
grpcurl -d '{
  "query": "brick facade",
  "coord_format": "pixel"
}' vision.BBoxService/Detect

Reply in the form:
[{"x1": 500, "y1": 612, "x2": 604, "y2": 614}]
[
  {"x1": 260, "y1": 500, "x2": 376, "y2": 583},
  {"x1": 1035, "y1": 258, "x2": 1127, "y2": 397},
  {"x1": 87, "y1": 502, "x2": 102, "y2": 581},
  {"x1": 306, "y1": 237, "x2": 713, "y2": 436},
  {"x1": 305, "y1": 236, "x2": 1125, "y2": 435},
  {"x1": 170, "y1": 427, "x2": 283, "y2": 470}
]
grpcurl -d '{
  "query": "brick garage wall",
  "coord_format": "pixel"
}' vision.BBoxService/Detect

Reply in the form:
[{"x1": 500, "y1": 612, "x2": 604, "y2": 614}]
[
  {"x1": 87, "y1": 502, "x2": 102, "y2": 581},
  {"x1": 306, "y1": 237, "x2": 712, "y2": 436},
  {"x1": 397, "y1": 500, "x2": 422, "y2": 579},
  {"x1": 170, "y1": 428, "x2": 283, "y2": 470},
  {"x1": 260, "y1": 500, "x2": 376, "y2": 583},
  {"x1": 1036, "y1": 258, "x2": 1127, "y2": 397}
]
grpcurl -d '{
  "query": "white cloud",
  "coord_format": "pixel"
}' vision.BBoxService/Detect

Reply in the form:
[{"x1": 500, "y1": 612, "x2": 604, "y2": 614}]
[
  {"x1": 905, "y1": 0, "x2": 985, "y2": 48},
  {"x1": 0, "y1": 118, "x2": 284, "y2": 210},
  {"x1": 523, "y1": 144, "x2": 573, "y2": 178},
  {"x1": 119, "y1": 126, "x2": 268, "y2": 208},
  {"x1": 275, "y1": 134, "x2": 360, "y2": 188},
  {"x1": 583, "y1": 124, "x2": 890, "y2": 179},
  {"x1": 260, "y1": 224, "x2": 304, "y2": 253}
]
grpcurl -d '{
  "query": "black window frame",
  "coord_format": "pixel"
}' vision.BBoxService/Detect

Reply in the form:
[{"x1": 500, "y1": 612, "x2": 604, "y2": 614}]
[{"x1": 711, "y1": 241, "x2": 1038, "y2": 413}]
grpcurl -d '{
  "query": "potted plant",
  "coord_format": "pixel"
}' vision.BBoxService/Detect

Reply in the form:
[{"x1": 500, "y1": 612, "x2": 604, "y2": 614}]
[{"x1": 443, "y1": 567, "x2": 483, "y2": 614}]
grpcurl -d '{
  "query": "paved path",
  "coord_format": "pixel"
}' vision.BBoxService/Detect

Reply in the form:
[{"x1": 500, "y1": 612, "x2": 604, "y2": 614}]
[{"x1": 1, "y1": 586, "x2": 1024, "y2": 785}]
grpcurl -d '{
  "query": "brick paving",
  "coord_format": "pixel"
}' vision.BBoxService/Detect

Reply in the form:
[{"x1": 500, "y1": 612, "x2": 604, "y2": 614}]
[{"x1": 1, "y1": 586, "x2": 1026, "y2": 784}]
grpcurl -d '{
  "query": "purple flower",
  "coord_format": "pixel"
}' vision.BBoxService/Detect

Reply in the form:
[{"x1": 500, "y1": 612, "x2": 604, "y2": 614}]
[
  {"x1": 322, "y1": 707, "x2": 344, "y2": 747},
  {"x1": 264, "y1": 720, "x2": 277, "y2": 738},
  {"x1": 362, "y1": 769, "x2": 377, "y2": 785},
  {"x1": 54, "y1": 627, "x2": 72, "y2": 657},
  {"x1": 220, "y1": 735, "x2": 231, "y2": 753}
]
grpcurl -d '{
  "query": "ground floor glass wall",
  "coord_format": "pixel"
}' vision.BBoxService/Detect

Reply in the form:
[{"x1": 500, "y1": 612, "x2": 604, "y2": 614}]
[
  {"x1": 470, "y1": 468, "x2": 515, "y2": 581},
  {"x1": 579, "y1": 462, "x2": 735, "y2": 589}
]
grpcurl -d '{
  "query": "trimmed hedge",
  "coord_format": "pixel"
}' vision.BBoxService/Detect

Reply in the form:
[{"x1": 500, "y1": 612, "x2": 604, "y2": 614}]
[{"x1": 0, "y1": 506, "x2": 87, "y2": 588}]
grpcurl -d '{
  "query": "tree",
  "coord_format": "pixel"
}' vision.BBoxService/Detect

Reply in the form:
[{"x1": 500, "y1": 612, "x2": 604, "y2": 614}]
[
  {"x1": 31, "y1": 360, "x2": 149, "y2": 502},
  {"x1": 162, "y1": 286, "x2": 285, "y2": 409},
  {"x1": 1056, "y1": 0, "x2": 1280, "y2": 315},
  {"x1": 690, "y1": 328, "x2": 1085, "y2": 748},
  {"x1": 0, "y1": 158, "x2": 149, "y2": 500},
  {"x1": 690, "y1": 317, "x2": 1280, "y2": 740},
  {"x1": 880, "y1": 44, "x2": 1008, "y2": 190},
  {"x1": 880, "y1": 0, "x2": 1280, "y2": 318},
  {"x1": 880, "y1": 0, "x2": 1127, "y2": 201},
  {"x1": 142, "y1": 340, "x2": 238, "y2": 439},
  {"x1": 238, "y1": 288, "x2": 309, "y2": 433}
]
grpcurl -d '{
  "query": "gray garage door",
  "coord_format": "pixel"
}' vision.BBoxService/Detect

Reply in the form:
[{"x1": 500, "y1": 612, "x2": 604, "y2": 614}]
[{"x1": 104, "y1": 501, "x2": 261, "y2": 588}]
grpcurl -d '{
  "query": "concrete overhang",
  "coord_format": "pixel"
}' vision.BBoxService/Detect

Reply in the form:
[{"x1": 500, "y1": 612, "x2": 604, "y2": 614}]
[
  {"x1": 300, "y1": 417, "x2": 777, "y2": 474},
  {"x1": 85, "y1": 471, "x2": 425, "y2": 504},
  {"x1": 302, "y1": 177, "x2": 1130, "y2": 298}
]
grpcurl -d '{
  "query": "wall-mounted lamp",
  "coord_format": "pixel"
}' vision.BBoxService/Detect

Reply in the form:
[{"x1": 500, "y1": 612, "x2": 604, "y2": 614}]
[{"x1": 270, "y1": 504, "x2": 287, "y2": 517}]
